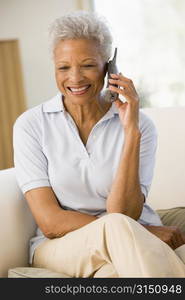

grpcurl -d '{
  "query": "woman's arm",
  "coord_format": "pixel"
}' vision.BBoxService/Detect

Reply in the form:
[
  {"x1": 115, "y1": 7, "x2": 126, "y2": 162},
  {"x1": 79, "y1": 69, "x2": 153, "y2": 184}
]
[
  {"x1": 106, "y1": 128, "x2": 144, "y2": 219},
  {"x1": 25, "y1": 187, "x2": 97, "y2": 239},
  {"x1": 106, "y1": 73, "x2": 144, "y2": 219}
]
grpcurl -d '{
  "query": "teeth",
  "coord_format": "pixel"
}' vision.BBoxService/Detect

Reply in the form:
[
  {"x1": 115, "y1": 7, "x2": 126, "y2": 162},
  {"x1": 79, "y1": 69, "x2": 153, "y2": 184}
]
[{"x1": 70, "y1": 85, "x2": 89, "y2": 92}]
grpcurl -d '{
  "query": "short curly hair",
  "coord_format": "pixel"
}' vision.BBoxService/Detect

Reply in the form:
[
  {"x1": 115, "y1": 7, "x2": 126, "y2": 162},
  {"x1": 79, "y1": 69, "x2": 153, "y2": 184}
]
[{"x1": 48, "y1": 10, "x2": 113, "y2": 62}]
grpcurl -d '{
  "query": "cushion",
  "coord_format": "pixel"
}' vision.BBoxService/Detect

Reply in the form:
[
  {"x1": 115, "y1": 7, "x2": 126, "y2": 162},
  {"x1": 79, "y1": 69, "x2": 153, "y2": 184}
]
[
  {"x1": 8, "y1": 267, "x2": 70, "y2": 278},
  {"x1": 156, "y1": 207, "x2": 185, "y2": 233}
]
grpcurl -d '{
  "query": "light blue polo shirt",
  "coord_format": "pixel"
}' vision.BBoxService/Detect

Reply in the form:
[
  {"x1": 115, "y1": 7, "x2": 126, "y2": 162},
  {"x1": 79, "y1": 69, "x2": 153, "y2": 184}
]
[{"x1": 13, "y1": 93, "x2": 162, "y2": 264}]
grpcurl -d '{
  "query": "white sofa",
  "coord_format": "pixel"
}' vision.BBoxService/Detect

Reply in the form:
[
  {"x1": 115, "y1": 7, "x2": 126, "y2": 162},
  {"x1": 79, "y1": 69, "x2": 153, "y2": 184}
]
[{"x1": 0, "y1": 106, "x2": 185, "y2": 277}]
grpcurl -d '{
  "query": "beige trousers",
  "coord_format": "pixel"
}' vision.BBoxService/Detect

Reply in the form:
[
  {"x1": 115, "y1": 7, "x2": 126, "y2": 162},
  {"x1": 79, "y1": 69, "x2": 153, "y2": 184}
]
[{"x1": 33, "y1": 213, "x2": 185, "y2": 278}]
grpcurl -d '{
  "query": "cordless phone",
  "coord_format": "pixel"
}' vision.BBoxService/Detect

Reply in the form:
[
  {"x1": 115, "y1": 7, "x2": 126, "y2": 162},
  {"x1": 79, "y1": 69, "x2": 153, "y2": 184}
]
[{"x1": 104, "y1": 47, "x2": 119, "y2": 102}]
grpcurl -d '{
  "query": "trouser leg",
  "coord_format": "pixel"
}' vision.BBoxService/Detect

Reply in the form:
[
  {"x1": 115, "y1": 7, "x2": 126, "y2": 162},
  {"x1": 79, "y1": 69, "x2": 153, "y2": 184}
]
[
  {"x1": 33, "y1": 213, "x2": 185, "y2": 277},
  {"x1": 93, "y1": 263, "x2": 118, "y2": 278},
  {"x1": 175, "y1": 245, "x2": 185, "y2": 264}
]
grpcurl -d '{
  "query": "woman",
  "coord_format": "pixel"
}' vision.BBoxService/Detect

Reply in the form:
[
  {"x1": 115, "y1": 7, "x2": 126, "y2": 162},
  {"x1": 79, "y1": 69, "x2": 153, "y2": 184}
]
[{"x1": 13, "y1": 11, "x2": 185, "y2": 277}]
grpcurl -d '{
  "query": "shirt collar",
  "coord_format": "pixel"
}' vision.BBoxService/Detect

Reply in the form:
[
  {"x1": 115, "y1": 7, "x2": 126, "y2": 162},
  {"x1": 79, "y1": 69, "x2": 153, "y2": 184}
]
[
  {"x1": 109, "y1": 102, "x2": 119, "y2": 115},
  {"x1": 42, "y1": 92, "x2": 119, "y2": 117},
  {"x1": 43, "y1": 93, "x2": 64, "y2": 113}
]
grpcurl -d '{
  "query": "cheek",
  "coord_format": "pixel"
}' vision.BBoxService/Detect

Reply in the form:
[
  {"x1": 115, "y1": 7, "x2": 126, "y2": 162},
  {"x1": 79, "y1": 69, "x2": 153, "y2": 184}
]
[
  {"x1": 91, "y1": 68, "x2": 105, "y2": 83},
  {"x1": 95, "y1": 72, "x2": 105, "y2": 88},
  {"x1": 55, "y1": 74, "x2": 66, "y2": 94},
  {"x1": 55, "y1": 72, "x2": 65, "y2": 86}
]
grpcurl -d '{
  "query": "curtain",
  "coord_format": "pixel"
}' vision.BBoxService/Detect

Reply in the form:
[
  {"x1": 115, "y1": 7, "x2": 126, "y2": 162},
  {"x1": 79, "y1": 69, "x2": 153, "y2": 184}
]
[{"x1": 0, "y1": 39, "x2": 26, "y2": 170}]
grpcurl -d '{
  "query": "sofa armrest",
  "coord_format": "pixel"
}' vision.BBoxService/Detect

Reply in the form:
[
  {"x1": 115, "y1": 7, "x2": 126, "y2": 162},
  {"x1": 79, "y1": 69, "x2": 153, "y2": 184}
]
[
  {"x1": 156, "y1": 207, "x2": 185, "y2": 234},
  {"x1": 0, "y1": 168, "x2": 36, "y2": 277}
]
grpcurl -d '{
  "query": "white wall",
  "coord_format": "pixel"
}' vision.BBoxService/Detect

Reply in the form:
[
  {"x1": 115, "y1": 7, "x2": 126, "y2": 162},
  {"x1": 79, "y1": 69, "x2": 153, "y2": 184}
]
[
  {"x1": 94, "y1": 0, "x2": 185, "y2": 108},
  {"x1": 0, "y1": 0, "x2": 84, "y2": 108}
]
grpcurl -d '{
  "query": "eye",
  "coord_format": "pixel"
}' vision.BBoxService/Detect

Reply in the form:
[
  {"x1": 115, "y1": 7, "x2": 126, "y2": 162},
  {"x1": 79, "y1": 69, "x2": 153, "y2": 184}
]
[
  {"x1": 83, "y1": 64, "x2": 95, "y2": 68},
  {"x1": 58, "y1": 66, "x2": 69, "y2": 70}
]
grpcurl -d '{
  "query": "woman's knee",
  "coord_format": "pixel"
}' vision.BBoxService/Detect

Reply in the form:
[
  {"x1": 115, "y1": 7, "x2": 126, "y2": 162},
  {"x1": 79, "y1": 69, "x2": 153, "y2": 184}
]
[{"x1": 101, "y1": 212, "x2": 133, "y2": 226}]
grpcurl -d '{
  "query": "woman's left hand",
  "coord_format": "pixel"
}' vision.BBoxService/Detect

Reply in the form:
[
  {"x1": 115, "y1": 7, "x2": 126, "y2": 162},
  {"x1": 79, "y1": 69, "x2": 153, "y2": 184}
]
[
  {"x1": 143, "y1": 225, "x2": 185, "y2": 250},
  {"x1": 109, "y1": 73, "x2": 140, "y2": 133}
]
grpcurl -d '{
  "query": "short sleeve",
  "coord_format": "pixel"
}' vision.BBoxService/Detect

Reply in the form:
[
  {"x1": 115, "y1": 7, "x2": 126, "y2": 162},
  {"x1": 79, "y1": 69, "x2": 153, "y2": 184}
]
[
  {"x1": 13, "y1": 113, "x2": 51, "y2": 194},
  {"x1": 139, "y1": 112, "x2": 158, "y2": 199}
]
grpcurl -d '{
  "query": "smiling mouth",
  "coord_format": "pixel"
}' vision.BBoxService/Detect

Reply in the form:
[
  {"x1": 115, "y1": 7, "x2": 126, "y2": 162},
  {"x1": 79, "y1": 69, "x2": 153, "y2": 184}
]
[{"x1": 67, "y1": 85, "x2": 91, "y2": 95}]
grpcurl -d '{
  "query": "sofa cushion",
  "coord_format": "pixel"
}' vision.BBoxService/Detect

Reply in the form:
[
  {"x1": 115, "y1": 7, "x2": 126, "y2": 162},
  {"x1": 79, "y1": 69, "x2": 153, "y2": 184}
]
[
  {"x1": 156, "y1": 207, "x2": 185, "y2": 233},
  {"x1": 8, "y1": 267, "x2": 70, "y2": 278}
]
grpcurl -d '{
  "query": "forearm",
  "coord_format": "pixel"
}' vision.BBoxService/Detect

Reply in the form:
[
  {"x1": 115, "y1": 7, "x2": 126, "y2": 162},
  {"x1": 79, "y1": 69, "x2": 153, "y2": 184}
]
[
  {"x1": 25, "y1": 187, "x2": 98, "y2": 239},
  {"x1": 106, "y1": 128, "x2": 144, "y2": 219},
  {"x1": 46, "y1": 209, "x2": 98, "y2": 238}
]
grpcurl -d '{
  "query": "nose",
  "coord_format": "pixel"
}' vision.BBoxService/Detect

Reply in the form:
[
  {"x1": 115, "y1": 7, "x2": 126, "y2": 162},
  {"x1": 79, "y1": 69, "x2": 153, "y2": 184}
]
[{"x1": 69, "y1": 67, "x2": 84, "y2": 83}]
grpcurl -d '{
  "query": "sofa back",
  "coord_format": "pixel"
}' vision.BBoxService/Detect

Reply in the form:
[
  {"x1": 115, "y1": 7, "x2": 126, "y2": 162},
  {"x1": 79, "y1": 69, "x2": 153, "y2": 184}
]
[{"x1": 143, "y1": 106, "x2": 185, "y2": 210}]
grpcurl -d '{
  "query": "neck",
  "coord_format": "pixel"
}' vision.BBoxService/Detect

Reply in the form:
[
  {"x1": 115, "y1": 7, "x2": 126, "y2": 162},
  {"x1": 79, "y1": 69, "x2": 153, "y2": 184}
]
[{"x1": 63, "y1": 97, "x2": 111, "y2": 128}]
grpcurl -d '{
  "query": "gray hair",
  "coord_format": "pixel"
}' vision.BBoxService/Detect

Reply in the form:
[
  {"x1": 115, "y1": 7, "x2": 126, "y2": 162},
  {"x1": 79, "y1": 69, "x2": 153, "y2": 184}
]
[{"x1": 48, "y1": 10, "x2": 113, "y2": 62}]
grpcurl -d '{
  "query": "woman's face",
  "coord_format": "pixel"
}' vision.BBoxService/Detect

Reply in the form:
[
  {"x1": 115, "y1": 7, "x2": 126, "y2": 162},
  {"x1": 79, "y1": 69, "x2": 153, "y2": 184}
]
[{"x1": 54, "y1": 39, "x2": 106, "y2": 105}]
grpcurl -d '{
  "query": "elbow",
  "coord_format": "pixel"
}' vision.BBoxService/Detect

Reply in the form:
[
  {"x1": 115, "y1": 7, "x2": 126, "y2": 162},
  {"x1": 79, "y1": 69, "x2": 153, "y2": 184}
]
[
  {"x1": 126, "y1": 200, "x2": 144, "y2": 220},
  {"x1": 130, "y1": 208, "x2": 143, "y2": 221},
  {"x1": 106, "y1": 199, "x2": 144, "y2": 220},
  {"x1": 37, "y1": 211, "x2": 67, "y2": 239},
  {"x1": 42, "y1": 221, "x2": 66, "y2": 239},
  {"x1": 40, "y1": 223, "x2": 56, "y2": 239},
  {"x1": 44, "y1": 228, "x2": 65, "y2": 239},
  {"x1": 107, "y1": 208, "x2": 141, "y2": 220},
  {"x1": 44, "y1": 230, "x2": 56, "y2": 239}
]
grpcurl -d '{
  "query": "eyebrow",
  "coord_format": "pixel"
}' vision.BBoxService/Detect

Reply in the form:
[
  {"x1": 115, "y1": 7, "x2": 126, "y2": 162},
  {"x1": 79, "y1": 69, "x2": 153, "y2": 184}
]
[
  {"x1": 82, "y1": 58, "x2": 97, "y2": 62},
  {"x1": 56, "y1": 58, "x2": 97, "y2": 64}
]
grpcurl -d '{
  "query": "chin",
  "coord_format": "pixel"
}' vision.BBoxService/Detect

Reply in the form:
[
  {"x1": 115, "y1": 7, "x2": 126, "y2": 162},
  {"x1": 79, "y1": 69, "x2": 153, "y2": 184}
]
[
  {"x1": 70, "y1": 96, "x2": 92, "y2": 105},
  {"x1": 65, "y1": 92, "x2": 98, "y2": 105}
]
